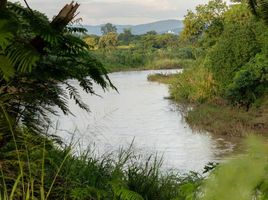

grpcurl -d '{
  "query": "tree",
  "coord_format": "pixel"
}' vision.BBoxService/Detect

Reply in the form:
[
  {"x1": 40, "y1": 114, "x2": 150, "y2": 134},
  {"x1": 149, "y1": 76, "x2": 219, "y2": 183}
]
[
  {"x1": 101, "y1": 23, "x2": 117, "y2": 35},
  {"x1": 84, "y1": 35, "x2": 99, "y2": 49},
  {"x1": 146, "y1": 31, "x2": 157, "y2": 35},
  {"x1": 180, "y1": 0, "x2": 228, "y2": 45},
  {"x1": 226, "y1": 53, "x2": 268, "y2": 108},
  {"x1": 205, "y1": 22, "x2": 260, "y2": 92},
  {"x1": 98, "y1": 32, "x2": 118, "y2": 50},
  {"x1": 0, "y1": 2, "x2": 115, "y2": 132},
  {"x1": 118, "y1": 28, "x2": 133, "y2": 45}
]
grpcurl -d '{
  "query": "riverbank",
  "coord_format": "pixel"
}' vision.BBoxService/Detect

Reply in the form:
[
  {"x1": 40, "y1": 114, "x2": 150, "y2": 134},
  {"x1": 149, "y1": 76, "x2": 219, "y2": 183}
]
[{"x1": 147, "y1": 73, "x2": 268, "y2": 136}]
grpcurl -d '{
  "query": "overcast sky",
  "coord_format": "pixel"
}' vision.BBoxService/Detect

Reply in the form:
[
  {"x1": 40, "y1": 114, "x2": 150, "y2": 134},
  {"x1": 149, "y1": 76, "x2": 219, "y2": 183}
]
[{"x1": 14, "y1": 0, "x2": 229, "y2": 25}]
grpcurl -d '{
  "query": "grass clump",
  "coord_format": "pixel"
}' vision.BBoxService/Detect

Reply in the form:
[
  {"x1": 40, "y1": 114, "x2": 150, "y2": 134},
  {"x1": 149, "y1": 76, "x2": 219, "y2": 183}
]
[
  {"x1": 170, "y1": 65, "x2": 218, "y2": 104},
  {"x1": 0, "y1": 127, "x2": 203, "y2": 200}
]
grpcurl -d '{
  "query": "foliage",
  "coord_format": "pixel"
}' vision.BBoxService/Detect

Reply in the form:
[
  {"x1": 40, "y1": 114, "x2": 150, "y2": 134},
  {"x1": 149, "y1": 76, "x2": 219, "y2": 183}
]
[
  {"x1": 141, "y1": 33, "x2": 179, "y2": 49},
  {"x1": 83, "y1": 34, "x2": 99, "y2": 49},
  {"x1": 98, "y1": 32, "x2": 118, "y2": 49},
  {"x1": 101, "y1": 23, "x2": 117, "y2": 35},
  {"x1": 226, "y1": 53, "x2": 268, "y2": 108},
  {"x1": 205, "y1": 22, "x2": 260, "y2": 91},
  {"x1": 180, "y1": 0, "x2": 228, "y2": 45},
  {"x1": 0, "y1": 123, "x2": 203, "y2": 200},
  {"x1": 201, "y1": 136, "x2": 268, "y2": 200},
  {"x1": 248, "y1": 0, "x2": 268, "y2": 25},
  {"x1": 170, "y1": 65, "x2": 217, "y2": 103},
  {"x1": 118, "y1": 28, "x2": 134, "y2": 45},
  {"x1": 0, "y1": 2, "x2": 115, "y2": 132}
]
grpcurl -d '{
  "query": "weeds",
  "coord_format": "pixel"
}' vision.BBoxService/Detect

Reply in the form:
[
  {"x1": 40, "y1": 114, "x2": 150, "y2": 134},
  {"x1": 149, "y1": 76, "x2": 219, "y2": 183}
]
[{"x1": 0, "y1": 127, "x2": 203, "y2": 200}]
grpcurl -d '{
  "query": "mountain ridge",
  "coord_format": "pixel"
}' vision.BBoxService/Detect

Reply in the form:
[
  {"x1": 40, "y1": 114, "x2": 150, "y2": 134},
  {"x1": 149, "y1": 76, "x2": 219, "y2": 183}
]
[{"x1": 84, "y1": 19, "x2": 183, "y2": 35}]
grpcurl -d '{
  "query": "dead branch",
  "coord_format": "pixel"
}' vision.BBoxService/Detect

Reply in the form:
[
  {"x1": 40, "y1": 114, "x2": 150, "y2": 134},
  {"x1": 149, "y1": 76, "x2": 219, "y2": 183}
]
[{"x1": 51, "y1": 1, "x2": 80, "y2": 29}]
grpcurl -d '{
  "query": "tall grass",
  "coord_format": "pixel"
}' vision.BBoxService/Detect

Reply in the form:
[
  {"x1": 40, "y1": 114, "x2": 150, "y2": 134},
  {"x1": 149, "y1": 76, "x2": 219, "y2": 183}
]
[
  {"x1": 145, "y1": 58, "x2": 194, "y2": 70},
  {"x1": 170, "y1": 65, "x2": 218, "y2": 104},
  {"x1": 0, "y1": 125, "x2": 203, "y2": 200}
]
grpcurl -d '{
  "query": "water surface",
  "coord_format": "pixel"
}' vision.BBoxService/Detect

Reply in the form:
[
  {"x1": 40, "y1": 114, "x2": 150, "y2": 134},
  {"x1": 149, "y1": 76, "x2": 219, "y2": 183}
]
[{"x1": 54, "y1": 70, "x2": 237, "y2": 173}]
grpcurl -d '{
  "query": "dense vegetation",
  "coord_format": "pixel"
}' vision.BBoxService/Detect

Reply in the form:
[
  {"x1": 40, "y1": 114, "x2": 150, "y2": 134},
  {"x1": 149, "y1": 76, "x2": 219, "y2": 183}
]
[
  {"x1": 0, "y1": 0, "x2": 268, "y2": 199},
  {"x1": 0, "y1": 1, "x2": 201, "y2": 200},
  {"x1": 166, "y1": 0, "x2": 268, "y2": 135},
  {"x1": 83, "y1": 25, "x2": 195, "y2": 72}
]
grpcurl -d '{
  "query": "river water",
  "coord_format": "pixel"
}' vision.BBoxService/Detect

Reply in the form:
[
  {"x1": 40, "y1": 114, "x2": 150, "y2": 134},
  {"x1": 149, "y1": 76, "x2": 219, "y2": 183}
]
[{"x1": 54, "y1": 69, "x2": 238, "y2": 173}]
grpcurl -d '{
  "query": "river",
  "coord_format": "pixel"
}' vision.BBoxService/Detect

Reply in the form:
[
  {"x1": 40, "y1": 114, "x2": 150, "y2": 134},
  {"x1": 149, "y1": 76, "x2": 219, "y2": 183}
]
[{"x1": 53, "y1": 69, "x2": 238, "y2": 173}]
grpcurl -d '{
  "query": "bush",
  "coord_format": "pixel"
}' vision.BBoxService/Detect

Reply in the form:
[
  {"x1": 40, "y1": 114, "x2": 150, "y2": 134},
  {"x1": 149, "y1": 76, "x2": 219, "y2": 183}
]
[
  {"x1": 170, "y1": 65, "x2": 218, "y2": 103},
  {"x1": 205, "y1": 21, "x2": 260, "y2": 92},
  {"x1": 226, "y1": 53, "x2": 268, "y2": 108}
]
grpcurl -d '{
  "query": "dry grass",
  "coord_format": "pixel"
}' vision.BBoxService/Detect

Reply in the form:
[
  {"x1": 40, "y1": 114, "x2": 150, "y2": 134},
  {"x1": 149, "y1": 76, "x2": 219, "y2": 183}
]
[{"x1": 185, "y1": 97, "x2": 268, "y2": 136}]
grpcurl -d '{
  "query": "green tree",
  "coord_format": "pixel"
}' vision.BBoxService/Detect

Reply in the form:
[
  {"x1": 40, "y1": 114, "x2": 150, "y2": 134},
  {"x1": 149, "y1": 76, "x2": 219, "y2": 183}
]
[
  {"x1": 226, "y1": 53, "x2": 268, "y2": 108},
  {"x1": 0, "y1": 2, "x2": 114, "y2": 132},
  {"x1": 205, "y1": 22, "x2": 260, "y2": 92},
  {"x1": 118, "y1": 28, "x2": 133, "y2": 45},
  {"x1": 101, "y1": 23, "x2": 117, "y2": 35},
  {"x1": 180, "y1": 0, "x2": 228, "y2": 45}
]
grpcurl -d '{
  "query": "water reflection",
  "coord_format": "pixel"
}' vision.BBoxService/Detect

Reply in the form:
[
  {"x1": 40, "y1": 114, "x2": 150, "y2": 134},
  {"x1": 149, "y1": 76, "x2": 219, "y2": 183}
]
[{"x1": 53, "y1": 70, "x2": 239, "y2": 173}]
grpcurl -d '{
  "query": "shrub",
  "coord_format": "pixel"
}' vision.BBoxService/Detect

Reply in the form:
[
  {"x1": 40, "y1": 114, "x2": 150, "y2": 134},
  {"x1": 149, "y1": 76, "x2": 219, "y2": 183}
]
[
  {"x1": 170, "y1": 65, "x2": 218, "y2": 103},
  {"x1": 226, "y1": 53, "x2": 268, "y2": 108}
]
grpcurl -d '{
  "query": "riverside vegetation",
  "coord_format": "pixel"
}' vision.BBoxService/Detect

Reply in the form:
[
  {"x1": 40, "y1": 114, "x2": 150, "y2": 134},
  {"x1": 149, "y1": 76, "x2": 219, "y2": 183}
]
[
  {"x1": 0, "y1": 0, "x2": 268, "y2": 200},
  {"x1": 148, "y1": 0, "x2": 268, "y2": 136}
]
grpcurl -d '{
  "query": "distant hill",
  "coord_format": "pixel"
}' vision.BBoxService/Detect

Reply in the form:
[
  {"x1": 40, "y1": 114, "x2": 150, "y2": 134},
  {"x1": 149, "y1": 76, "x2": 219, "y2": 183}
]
[{"x1": 84, "y1": 20, "x2": 183, "y2": 36}]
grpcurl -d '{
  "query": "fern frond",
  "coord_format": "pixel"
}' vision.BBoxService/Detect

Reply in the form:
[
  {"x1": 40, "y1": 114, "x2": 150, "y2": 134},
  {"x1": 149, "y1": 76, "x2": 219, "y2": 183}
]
[
  {"x1": 6, "y1": 42, "x2": 40, "y2": 72},
  {"x1": 0, "y1": 55, "x2": 15, "y2": 80},
  {"x1": 0, "y1": 20, "x2": 14, "y2": 50},
  {"x1": 61, "y1": 34, "x2": 89, "y2": 54},
  {"x1": 64, "y1": 82, "x2": 90, "y2": 112}
]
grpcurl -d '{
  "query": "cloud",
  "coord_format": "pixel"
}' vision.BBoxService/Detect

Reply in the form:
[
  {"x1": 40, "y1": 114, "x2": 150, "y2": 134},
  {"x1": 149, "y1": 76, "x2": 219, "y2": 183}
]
[{"x1": 11, "y1": 0, "x2": 229, "y2": 25}]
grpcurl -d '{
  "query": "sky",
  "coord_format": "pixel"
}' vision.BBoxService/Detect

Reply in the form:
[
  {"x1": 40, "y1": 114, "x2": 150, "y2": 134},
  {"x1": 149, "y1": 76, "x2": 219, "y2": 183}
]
[{"x1": 13, "y1": 0, "x2": 229, "y2": 25}]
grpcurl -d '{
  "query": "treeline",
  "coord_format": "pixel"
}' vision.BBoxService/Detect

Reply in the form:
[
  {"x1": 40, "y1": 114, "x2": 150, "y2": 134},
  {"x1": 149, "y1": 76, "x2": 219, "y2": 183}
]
[{"x1": 83, "y1": 25, "x2": 194, "y2": 71}]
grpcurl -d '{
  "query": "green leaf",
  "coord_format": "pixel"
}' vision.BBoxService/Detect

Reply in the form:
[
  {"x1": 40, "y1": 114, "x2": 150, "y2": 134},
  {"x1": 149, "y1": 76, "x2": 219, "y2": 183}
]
[
  {"x1": 6, "y1": 43, "x2": 40, "y2": 73},
  {"x1": 116, "y1": 188, "x2": 144, "y2": 200},
  {"x1": 0, "y1": 20, "x2": 14, "y2": 50},
  {"x1": 0, "y1": 55, "x2": 15, "y2": 80}
]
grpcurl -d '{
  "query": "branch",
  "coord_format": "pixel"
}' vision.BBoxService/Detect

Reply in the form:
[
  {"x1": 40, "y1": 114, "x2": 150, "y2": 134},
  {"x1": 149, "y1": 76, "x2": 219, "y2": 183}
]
[{"x1": 51, "y1": 1, "x2": 80, "y2": 30}]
